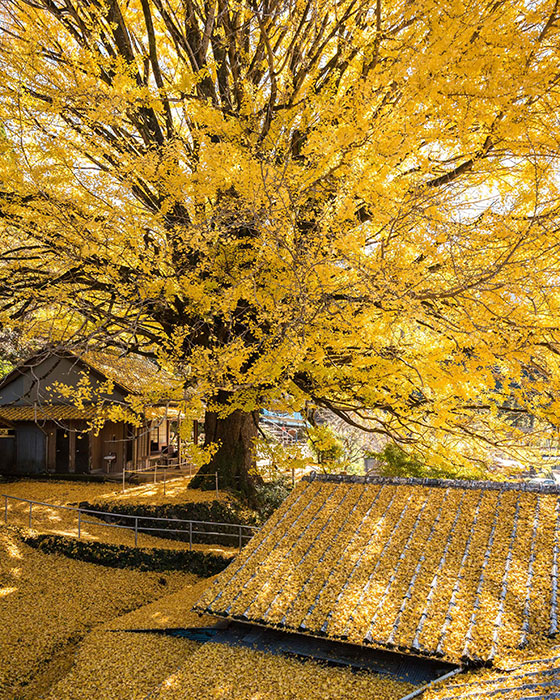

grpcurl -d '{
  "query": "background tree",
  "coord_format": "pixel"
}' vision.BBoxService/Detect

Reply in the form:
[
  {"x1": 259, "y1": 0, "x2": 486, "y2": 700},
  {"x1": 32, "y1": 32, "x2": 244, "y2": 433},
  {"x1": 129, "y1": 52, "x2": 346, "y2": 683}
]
[{"x1": 1, "y1": 0, "x2": 560, "y2": 497}]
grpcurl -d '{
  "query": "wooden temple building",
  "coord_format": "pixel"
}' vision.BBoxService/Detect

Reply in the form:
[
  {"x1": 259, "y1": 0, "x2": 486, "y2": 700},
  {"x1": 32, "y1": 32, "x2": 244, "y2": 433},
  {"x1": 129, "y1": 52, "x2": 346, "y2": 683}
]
[{"x1": 0, "y1": 350, "x2": 185, "y2": 476}]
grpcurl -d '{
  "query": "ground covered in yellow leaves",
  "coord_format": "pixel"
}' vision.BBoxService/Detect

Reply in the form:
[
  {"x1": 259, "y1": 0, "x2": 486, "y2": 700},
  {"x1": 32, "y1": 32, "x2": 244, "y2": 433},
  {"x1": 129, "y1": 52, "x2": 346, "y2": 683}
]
[
  {"x1": 152, "y1": 644, "x2": 416, "y2": 700},
  {"x1": 1, "y1": 479, "x2": 121, "y2": 506},
  {"x1": 43, "y1": 631, "x2": 196, "y2": 700},
  {"x1": 0, "y1": 525, "x2": 196, "y2": 699},
  {"x1": 94, "y1": 476, "x2": 231, "y2": 506},
  {"x1": 42, "y1": 577, "x2": 215, "y2": 700},
  {"x1": 1, "y1": 479, "x2": 238, "y2": 555},
  {"x1": 0, "y1": 476, "x2": 231, "y2": 509},
  {"x1": 42, "y1": 573, "x2": 415, "y2": 700}
]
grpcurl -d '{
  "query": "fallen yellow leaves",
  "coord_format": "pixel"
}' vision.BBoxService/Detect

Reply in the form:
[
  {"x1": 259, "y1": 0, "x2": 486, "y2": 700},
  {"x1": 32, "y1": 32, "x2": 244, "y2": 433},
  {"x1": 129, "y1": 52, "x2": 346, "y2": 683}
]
[
  {"x1": 424, "y1": 638, "x2": 560, "y2": 700},
  {"x1": 1, "y1": 479, "x2": 121, "y2": 506},
  {"x1": 94, "y1": 476, "x2": 231, "y2": 506},
  {"x1": 106, "y1": 575, "x2": 218, "y2": 631},
  {"x1": 42, "y1": 576, "x2": 216, "y2": 700},
  {"x1": 0, "y1": 525, "x2": 194, "y2": 699},
  {"x1": 151, "y1": 643, "x2": 416, "y2": 700},
  {"x1": 1, "y1": 479, "x2": 237, "y2": 556},
  {"x1": 32, "y1": 570, "x2": 415, "y2": 700},
  {"x1": 42, "y1": 631, "x2": 196, "y2": 700},
  {"x1": 1, "y1": 477, "x2": 230, "y2": 509}
]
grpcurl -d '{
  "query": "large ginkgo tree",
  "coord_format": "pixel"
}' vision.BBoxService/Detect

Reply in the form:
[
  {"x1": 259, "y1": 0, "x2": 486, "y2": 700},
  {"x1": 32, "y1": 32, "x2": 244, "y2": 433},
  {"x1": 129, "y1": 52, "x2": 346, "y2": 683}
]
[{"x1": 1, "y1": 0, "x2": 560, "y2": 496}]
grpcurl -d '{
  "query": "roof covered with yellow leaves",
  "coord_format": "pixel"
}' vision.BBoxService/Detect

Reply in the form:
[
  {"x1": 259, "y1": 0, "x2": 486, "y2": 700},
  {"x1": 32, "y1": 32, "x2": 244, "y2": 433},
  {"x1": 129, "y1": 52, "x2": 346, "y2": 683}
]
[
  {"x1": 81, "y1": 350, "x2": 180, "y2": 397},
  {"x1": 0, "y1": 404, "x2": 138, "y2": 421},
  {"x1": 0, "y1": 349, "x2": 182, "y2": 418},
  {"x1": 194, "y1": 474, "x2": 560, "y2": 665},
  {"x1": 424, "y1": 642, "x2": 560, "y2": 700}
]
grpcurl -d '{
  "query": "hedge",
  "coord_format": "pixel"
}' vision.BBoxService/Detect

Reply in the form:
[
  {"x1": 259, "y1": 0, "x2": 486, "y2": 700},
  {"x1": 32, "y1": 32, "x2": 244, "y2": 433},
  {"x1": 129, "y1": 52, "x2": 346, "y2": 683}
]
[
  {"x1": 79, "y1": 499, "x2": 261, "y2": 547},
  {"x1": 21, "y1": 532, "x2": 234, "y2": 576}
]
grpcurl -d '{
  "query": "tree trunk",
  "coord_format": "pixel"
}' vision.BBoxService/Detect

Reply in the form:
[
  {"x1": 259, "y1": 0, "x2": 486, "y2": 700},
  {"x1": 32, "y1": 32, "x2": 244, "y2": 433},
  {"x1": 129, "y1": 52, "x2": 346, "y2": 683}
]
[{"x1": 189, "y1": 391, "x2": 261, "y2": 501}]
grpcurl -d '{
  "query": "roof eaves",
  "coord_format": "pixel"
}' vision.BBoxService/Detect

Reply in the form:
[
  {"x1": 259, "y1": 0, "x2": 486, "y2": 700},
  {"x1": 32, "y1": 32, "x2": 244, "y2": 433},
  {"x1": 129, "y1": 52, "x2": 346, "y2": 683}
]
[{"x1": 304, "y1": 473, "x2": 560, "y2": 495}]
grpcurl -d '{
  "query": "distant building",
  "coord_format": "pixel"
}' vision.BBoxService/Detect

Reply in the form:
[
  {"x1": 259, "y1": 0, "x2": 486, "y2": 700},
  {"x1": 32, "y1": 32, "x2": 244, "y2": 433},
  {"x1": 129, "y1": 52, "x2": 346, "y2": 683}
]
[
  {"x1": 0, "y1": 350, "x2": 180, "y2": 475},
  {"x1": 261, "y1": 410, "x2": 307, "y2": 445}
]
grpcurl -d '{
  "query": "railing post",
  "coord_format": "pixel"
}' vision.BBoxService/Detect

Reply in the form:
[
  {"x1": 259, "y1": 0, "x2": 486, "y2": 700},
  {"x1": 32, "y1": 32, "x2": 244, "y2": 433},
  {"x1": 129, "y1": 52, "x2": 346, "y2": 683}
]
[
  {"x1": 215, "y1": 472, "x2": 219, "y2": 498},
  {"x1": 122, "y1": 468, "x2": 126, "y2": 492},
  {"x1": 78, "y1": 510, "x2": 81, "y2": 539},
  {"x1": 238, "y1": 525, "x2": 243, "y2": 552},
  {"x1": 292, "y1": 467, "x2": 295, "y2": 489},
  {"x1": 189, "y1": 520, "x2": 192, "y2": 551},
  {"x1": 154, "y1": 465, "x2": 157, "y2": 484},
  {"x1": 163, "y1": 469, "x2": 166, "y2": 496},
  {"x1": 29, "y1": 501, "x2": 32, "y2": 528},
  {"x1": 4, "y1": 494, "x2": 7, "y2": 523},
  {"x1": 134, "y1": 517, "x2": 138, "y2": 547}
]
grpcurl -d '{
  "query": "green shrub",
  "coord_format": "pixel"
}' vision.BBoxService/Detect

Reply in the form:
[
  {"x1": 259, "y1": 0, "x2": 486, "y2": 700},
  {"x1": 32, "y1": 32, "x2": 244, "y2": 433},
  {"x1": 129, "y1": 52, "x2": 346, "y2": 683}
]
[
  {"x1": 373, "y1": 443, "x2": 487, "y2": 480},
  {"x1": 254, "y1": 478, "x2": 291, "y2": 519}
]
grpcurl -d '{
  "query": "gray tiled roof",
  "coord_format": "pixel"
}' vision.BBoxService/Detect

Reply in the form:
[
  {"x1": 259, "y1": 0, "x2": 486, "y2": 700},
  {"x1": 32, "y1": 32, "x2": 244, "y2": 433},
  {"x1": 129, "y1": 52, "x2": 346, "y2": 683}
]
[{"x1": 194, "y1": 475, "x2": 560, "y2": 663}]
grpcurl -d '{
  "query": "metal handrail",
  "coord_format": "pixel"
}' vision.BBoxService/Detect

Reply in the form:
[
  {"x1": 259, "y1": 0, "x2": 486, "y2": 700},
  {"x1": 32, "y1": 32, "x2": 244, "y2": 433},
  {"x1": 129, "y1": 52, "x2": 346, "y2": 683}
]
[
  {"x1": 2, "y1": 493, "x2": 259, "y2": 550},
  {"x1": 121, "y1": 463, "x2": 219, "y2": 496}
]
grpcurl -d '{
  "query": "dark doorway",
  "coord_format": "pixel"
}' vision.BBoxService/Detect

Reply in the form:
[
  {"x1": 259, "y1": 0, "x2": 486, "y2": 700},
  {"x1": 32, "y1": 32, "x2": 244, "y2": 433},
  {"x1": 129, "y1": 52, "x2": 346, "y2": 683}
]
[
  {"x1": 75, "y1": 432, "x2": 90, "y2": 473},
  {"x1": 0, "y1": 429, "x2": 16, "y2": 472},
  {"x1": 55, "y1": 428, "x2": 70, "y2": 472},
  {"x1": 17, "y1": 424, "x2": 46, "y2": 473}
]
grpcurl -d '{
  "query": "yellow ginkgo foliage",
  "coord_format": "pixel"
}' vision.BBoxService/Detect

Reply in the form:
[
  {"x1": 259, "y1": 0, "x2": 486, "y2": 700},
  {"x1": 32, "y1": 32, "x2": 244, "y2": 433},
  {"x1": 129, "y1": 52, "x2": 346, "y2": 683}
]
[{"x1": 1, "y1": 0, "x2": 560, "y2": 495}]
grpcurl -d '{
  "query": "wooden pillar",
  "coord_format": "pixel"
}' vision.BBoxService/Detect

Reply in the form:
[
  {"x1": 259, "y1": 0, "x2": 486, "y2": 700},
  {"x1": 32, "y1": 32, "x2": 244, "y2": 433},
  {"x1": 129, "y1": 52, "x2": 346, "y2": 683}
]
[
  {"x1": 133, "y1": 426, "x2": 138, "y2": 469},
  {"x1": 69, "y1": 422, "x2": 76, "y2": 473},
  {"x1": 177, "y1": 411, "x2": 182, "y2": 466},
  {"x1": 165, "y1": 405, "x2": 169, "y2": 450},
  {"x1": 193, "y1": 419, "x2": 199, "y2": 445},
  {"x1": 46, "y1": 425, "x2": 56, "y2": 472}
]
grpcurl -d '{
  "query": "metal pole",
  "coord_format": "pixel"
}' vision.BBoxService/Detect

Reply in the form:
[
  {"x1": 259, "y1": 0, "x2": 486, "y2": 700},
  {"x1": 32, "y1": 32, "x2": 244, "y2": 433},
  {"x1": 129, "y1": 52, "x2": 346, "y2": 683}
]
[
  {"x1": 215, "y1": 472, "x2": 219, "y2": 498},
  {"x1": 154, "y1": 465, "x2": 157, "y2": 484},
  {"x1": 122, "y1": 467, "x2": 126, "y2": 492},
  {"x1": 189, "y1": 520, "x2": 192, "y2": 551},
  {"x1": 292, "y1": 467, "x2": 295, "y2": 488},
  {"x1": 177, "y1": 410, "x2": 182, "y2": 470},
  {"x1": 396, "y1": 668, "x2": 464, "y2": 700},
  {"x1": 78, "y1": 510, "x2": 81, "y2": 538},
  {"x1": 4, "y1": 494, "x2": 7, "y2": 523},
  {"x1": 134, "y1": 517, "x2": 138, "y2": 547},
  {"x1": 238, "y1": 525, "x2": 243, "y2": 552},
  {"x1": 29, "y1": 501, "x2": 32, "y2": 528},
  {"x1": 163, "y1": 469, "x2": 166, "y2": 496}
]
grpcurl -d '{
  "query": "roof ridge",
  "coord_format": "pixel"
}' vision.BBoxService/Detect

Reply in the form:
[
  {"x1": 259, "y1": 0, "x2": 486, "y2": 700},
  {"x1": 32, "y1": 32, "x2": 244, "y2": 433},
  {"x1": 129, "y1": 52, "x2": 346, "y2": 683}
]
[{"x1": 303, "y1": 473, "x2": 560, "y2": 494}]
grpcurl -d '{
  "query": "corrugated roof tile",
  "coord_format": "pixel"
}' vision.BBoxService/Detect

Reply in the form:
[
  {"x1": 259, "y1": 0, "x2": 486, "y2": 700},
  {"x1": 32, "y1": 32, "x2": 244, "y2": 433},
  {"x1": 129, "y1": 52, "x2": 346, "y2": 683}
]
[{"x1": 194, "y1": 475, "x2": 560, "y2": 664}]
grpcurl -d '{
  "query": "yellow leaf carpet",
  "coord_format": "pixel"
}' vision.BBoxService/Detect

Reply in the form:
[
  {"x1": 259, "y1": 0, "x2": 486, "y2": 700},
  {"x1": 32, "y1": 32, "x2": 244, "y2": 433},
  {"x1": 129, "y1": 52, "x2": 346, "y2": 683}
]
[
  {"x1": 0, "y1": 526, "x2": 195, "y2": 699},
  {"x1": 1, "y1": 479, "x2": 237, "y2": 555}
]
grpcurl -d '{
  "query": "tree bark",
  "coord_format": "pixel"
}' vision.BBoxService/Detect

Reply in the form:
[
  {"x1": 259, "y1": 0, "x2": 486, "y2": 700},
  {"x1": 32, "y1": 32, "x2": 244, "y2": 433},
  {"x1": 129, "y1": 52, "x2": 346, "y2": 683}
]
[{"x1": 190, "y1": 390, "x2": 261, "y2": 501}]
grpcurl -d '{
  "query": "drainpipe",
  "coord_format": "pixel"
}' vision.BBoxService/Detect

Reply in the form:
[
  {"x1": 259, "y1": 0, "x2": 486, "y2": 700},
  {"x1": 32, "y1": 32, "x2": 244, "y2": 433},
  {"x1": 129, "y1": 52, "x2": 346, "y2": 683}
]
[{"x1": 397, "y1": 667, "x2": 464, "y2": 700}]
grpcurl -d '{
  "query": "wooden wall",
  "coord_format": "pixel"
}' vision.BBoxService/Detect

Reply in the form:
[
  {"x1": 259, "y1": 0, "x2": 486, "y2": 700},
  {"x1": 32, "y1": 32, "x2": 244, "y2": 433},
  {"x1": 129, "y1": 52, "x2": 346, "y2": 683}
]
[{"x1": 0, "y1": 418, "x2": 174, "y2": 474}]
